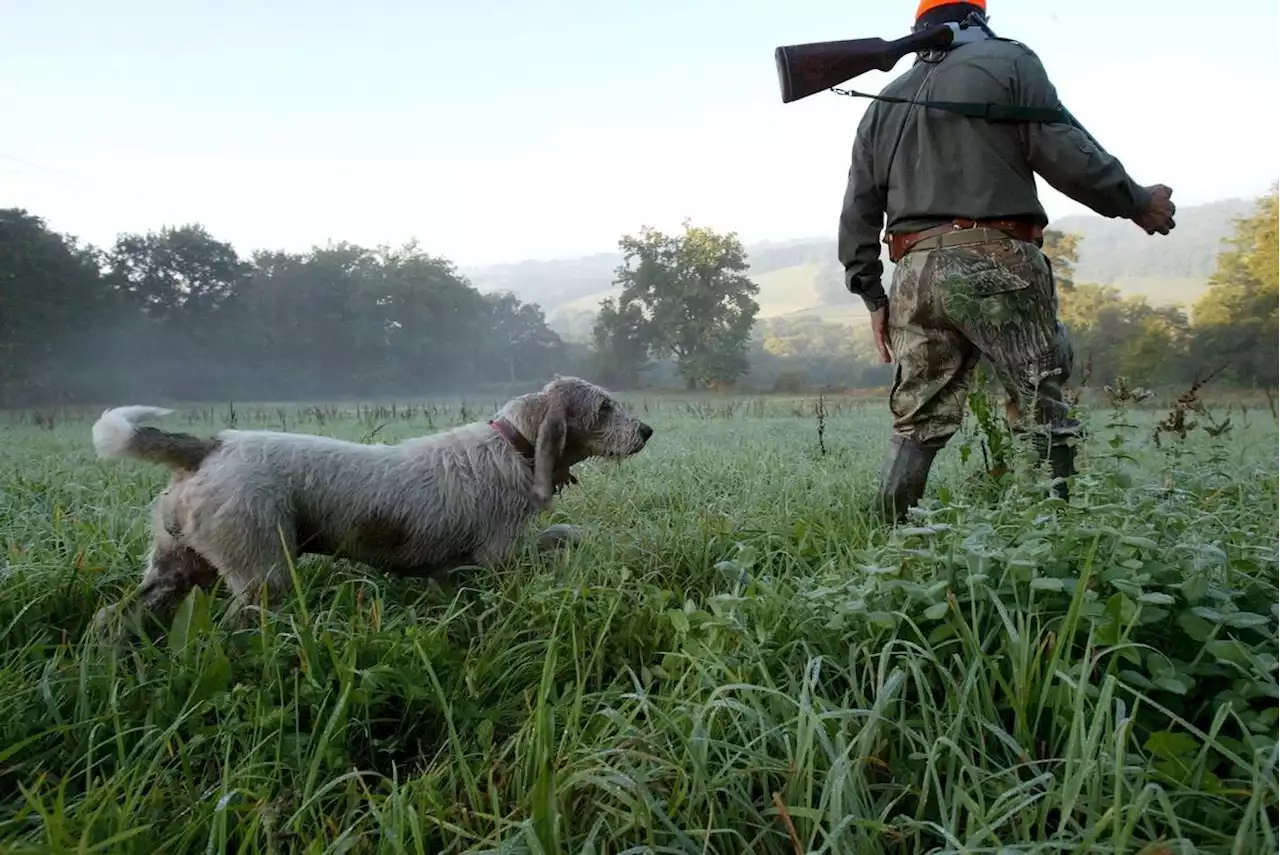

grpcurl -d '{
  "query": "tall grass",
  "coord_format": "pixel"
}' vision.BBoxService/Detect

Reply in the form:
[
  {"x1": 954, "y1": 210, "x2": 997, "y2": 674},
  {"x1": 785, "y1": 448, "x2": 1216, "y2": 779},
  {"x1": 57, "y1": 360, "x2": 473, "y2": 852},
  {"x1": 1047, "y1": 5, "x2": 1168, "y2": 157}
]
[{"x1": 0, "y1": 392, "x2": 1275, "y2": 853}]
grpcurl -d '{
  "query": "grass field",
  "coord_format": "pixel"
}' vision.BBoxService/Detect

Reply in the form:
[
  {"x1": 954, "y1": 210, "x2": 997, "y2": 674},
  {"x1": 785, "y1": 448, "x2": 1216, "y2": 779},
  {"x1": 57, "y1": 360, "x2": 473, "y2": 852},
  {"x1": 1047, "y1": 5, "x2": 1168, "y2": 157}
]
[{"x1": 1, "y1": 391, "x2": 1277, "y2": 853}]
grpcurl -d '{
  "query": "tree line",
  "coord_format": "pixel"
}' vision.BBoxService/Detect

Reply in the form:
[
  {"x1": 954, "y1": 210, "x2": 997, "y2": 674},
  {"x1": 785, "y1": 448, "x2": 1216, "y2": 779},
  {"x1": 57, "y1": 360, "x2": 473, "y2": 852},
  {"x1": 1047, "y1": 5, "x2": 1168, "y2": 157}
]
[
  {"x1": 0, "y1": 211, "x2": 576, "y2": 406},
  {"x1": 1, "y1": 185, "x2": 1275, "y2": 407}
]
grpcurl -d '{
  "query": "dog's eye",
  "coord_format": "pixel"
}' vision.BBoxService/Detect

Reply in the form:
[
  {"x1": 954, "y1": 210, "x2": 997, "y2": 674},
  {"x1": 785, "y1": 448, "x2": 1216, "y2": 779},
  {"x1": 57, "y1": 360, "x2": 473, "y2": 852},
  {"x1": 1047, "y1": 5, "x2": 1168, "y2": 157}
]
[{"x1": 597, "y1": 400, "x2": 613, "y2": 416}]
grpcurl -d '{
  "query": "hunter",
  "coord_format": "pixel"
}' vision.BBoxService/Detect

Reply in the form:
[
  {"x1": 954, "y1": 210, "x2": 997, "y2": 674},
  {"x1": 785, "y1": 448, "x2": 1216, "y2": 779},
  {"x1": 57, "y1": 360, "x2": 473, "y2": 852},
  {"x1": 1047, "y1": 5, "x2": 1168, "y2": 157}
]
[{"x1": 837, "y1": 0, "x2": 1177, "y2": 522}]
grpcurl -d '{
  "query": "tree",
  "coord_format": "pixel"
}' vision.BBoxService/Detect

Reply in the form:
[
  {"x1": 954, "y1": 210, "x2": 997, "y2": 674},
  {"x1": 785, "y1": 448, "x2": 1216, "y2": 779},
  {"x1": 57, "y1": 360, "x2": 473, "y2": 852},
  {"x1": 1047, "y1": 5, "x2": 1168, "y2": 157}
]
[
  {"x1": 0, "y1": 209, "x2": 108, "y2": 404},
  {"x1": 1042, "y1": 228, "x2": 1081, "y2": 292},
  {"x1": 1120, "y1": 309, "x2": 1191, "y2": 385},
  {"x1": 234, "y1": 244, "x2": 377, "y2": 399},
  {"x1": 1189, "y1": 184, "x2": 1279, "y2": 388},
  {"x1": 608, "y1": 220, "x2": 760, "y2": 390},
  {"x1": 107, "y1": 224, "x2": 249, "y2": 320},
  {"x1": 0, "y1": 210, "x2": 580, "y2": 405},
  {"x1": 368, "y1": 241, "x2": 491, "y2": 391},
  {"x1": 591, "y1": 296, "x2": 652, "y2": 389},
  {"x1": 484, "y1": 290, "x2": 566, "y2": 383},
  {"x1": 1059, "y1": 283, "x2": 1193, "y2": 388}
]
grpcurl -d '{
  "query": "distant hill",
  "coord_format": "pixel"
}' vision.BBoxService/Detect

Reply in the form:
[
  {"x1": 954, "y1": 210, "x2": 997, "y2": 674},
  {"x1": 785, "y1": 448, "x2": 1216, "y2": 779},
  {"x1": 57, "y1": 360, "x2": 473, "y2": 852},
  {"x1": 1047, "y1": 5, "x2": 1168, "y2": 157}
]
[
  {"x1": 1056, "y1": 197, "x2": 1253, "y2": 283},
  {"x1": 460, "y1": 197, "x2": 1256, "y2": 340}
]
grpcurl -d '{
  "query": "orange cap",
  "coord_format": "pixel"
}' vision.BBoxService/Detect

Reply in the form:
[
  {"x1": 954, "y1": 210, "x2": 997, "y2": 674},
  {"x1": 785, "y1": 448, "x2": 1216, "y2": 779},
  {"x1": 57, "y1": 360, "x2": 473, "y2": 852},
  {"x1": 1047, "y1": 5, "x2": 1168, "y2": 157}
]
[{"x1": 915, "y1": 0, "x2": 986, "y2": 20}]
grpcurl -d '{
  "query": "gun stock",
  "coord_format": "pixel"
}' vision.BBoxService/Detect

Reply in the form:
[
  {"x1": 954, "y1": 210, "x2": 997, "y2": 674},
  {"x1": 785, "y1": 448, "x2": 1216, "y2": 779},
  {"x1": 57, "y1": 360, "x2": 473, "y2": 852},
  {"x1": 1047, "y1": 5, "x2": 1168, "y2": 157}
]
[{"x1": 775, "y1": 25, "x2": 957, "y2": 104}]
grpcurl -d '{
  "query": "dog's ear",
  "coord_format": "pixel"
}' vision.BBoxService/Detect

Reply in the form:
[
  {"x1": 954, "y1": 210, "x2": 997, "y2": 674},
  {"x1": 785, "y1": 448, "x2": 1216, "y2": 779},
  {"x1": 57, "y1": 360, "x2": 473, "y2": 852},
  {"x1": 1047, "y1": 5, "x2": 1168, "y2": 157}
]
[{"x1": 531, "y1": 396, "x2": 567, "y2": 509}]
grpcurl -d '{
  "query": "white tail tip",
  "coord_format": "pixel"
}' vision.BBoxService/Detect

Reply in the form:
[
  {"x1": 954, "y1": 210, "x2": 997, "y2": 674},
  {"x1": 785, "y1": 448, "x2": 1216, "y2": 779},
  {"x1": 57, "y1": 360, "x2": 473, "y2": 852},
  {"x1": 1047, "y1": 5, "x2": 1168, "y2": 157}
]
[{"x1": 92, "y1": 406, "x2": 174, "y2": 459}]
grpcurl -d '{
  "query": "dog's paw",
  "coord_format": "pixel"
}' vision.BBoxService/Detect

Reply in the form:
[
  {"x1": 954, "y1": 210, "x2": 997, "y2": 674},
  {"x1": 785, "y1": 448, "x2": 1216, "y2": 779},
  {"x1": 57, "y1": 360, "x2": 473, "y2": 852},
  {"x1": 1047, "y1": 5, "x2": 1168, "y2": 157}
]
[
  {"x1": 89, "y1": 604, "x2": 134, "y2": 643},
  {"x1": 531, "y1": 485, "x2": 555, "y2": 510},
  {"x1": 91, "y1": 605, "x2": 116, "y2": 632},
  {"x1": 536, "y1": 523, "x2": 582, "y2": 552},
  {"x1": 225, "y1": 602, "x2": 267, "y2": 632}
]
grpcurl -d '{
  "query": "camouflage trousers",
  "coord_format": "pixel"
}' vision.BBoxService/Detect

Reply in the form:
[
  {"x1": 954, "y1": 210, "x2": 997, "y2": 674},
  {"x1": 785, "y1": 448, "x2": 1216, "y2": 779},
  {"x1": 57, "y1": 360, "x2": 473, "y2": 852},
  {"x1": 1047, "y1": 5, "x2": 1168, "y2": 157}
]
[{"x1": 886, "y1": 229, "x2": 1080, "y2": 449}]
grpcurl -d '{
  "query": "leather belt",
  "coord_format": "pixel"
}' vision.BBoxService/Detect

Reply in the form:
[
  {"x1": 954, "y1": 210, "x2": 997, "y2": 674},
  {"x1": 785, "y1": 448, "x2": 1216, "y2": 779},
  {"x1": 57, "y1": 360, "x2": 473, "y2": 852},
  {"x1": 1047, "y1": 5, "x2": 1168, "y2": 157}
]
[{"x1": 885, "y1": 218, "x2": 1045, "y2": 263}]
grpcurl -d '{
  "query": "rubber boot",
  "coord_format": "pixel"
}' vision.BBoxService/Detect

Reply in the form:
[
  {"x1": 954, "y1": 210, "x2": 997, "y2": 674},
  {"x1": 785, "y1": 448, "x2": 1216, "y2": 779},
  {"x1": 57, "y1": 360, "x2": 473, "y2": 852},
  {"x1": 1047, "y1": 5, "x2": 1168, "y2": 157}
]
[
  {"x1": 874, "y1": 435, "x2": 942, "y2": 524},
  {"x1": 1030, "y1": 432, "x2": 1076, "y2": 501},
  {"x1": 1046, "y1": 442, "x2": 1076, "y2": 501}
]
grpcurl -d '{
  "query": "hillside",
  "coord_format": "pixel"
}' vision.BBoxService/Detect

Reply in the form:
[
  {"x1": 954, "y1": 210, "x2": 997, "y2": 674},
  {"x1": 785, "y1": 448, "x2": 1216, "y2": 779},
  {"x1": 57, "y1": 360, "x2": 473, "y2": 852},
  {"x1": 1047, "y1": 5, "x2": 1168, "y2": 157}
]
[{"x1": 460, "y1": 197, "x2": 1256, "y2": 340}]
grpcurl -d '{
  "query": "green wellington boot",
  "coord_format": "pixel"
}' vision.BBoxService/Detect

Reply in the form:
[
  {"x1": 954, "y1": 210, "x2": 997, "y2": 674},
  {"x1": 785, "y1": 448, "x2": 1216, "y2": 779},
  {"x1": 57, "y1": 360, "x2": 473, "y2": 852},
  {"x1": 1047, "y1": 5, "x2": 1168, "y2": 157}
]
[{"x1": 874, "y1": 435, "x2": 943, "y2": 524}]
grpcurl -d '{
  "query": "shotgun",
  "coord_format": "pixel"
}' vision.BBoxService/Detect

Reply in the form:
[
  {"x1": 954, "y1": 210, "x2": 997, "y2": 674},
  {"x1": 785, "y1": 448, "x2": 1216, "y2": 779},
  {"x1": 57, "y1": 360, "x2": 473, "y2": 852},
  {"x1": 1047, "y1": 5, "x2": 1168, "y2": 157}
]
[
  {"x1": 773, "y1": 16, "x2": 1081, "y2": 131},
  {"x1": 774, "y1": 23, "x2": 964, "y2": 104}
]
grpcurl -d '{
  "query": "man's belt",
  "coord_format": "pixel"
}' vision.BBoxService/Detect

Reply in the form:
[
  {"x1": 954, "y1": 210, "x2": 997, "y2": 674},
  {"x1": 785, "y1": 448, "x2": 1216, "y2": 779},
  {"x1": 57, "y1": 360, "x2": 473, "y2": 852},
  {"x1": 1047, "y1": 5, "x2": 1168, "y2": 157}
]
[{"x1": 885, "y1": 218, "x2": 1045, "y2": 263}]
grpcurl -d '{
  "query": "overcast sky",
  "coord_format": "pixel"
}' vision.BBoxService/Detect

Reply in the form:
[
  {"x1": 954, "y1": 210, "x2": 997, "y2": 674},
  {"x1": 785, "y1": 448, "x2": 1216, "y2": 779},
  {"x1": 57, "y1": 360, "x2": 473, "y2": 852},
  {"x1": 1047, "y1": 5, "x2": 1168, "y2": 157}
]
[{"x1": 3, "y1": 0, "x2": 1276, "y2": 267}]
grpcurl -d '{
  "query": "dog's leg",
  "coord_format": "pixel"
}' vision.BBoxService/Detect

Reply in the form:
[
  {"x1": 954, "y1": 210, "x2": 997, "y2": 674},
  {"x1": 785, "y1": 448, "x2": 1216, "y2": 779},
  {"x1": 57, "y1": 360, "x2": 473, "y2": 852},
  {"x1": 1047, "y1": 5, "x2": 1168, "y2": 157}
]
[
  {"x1": 469, "y1": 522, "x2": 581, "y2": 568},
  {"x1": 189, "y1": 515, "x2": 297, "y2": 628},
  {"x1": 93, "y1": 536, "x2": 219, "y2": 636},
  {"x1": 471, "y1": 523, "x2": 525, "y2": 568}
]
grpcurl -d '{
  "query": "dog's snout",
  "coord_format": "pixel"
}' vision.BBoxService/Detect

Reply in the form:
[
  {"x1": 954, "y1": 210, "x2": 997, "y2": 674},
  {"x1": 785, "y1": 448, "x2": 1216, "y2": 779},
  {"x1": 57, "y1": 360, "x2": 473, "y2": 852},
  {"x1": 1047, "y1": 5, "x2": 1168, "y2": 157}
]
[{"x1": 638, "y1": 422, "x2": 653, "y2": 441}]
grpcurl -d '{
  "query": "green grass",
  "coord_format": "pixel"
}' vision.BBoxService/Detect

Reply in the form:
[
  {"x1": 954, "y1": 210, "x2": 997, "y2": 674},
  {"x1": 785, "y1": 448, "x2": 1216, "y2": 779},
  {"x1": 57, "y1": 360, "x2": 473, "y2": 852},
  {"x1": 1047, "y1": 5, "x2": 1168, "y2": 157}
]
[{"x1": 0, "y1": 393, "x2": 1276, "y2": 853}]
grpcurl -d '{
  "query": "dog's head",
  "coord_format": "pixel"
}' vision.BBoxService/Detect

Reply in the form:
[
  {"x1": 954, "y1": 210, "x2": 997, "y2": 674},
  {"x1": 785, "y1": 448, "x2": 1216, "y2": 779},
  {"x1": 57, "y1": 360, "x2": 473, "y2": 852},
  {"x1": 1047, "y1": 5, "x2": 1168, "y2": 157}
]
[{"x1": 496, "y1": 374, "x2": 653, "y2": 508}]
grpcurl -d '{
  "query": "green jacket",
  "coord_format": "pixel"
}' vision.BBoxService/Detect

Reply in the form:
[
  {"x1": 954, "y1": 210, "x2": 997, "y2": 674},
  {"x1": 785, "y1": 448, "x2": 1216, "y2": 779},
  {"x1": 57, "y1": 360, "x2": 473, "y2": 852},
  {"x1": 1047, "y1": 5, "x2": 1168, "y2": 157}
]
[{"x1": 837, "y1": 35, "x2": 1151, "y2": 311}]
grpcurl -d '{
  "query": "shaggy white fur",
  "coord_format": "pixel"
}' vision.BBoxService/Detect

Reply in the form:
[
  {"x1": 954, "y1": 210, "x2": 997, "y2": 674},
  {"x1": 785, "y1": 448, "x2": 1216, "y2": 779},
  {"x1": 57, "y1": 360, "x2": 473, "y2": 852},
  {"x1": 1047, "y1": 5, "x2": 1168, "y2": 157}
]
[{"x1": 90, "y1": 375, "x2": 652, "y2": 632}]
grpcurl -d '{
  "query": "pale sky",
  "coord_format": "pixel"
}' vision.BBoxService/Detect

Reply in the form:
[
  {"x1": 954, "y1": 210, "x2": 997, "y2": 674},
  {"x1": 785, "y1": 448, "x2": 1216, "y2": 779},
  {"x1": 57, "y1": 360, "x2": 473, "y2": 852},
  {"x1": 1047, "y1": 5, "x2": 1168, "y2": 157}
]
[{"x1": 2, "y1": 0, "x2": 1276, "y2": 268}]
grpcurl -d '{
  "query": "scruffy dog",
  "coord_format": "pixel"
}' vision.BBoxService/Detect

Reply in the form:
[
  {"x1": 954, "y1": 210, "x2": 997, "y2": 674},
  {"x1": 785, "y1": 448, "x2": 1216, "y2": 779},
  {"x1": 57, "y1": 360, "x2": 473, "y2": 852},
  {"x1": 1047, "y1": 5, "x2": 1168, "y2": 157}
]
[{"x1": 90, "y1": 375, "x2": 653, "y2": 631}]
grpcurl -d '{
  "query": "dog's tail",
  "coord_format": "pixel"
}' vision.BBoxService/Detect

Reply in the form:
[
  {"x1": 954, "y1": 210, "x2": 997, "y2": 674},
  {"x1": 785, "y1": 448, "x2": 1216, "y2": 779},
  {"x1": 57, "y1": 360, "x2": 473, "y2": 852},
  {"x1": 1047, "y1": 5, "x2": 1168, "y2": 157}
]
[{"x1": 92, "y1": 406, "x2": 220, "y2": 472}]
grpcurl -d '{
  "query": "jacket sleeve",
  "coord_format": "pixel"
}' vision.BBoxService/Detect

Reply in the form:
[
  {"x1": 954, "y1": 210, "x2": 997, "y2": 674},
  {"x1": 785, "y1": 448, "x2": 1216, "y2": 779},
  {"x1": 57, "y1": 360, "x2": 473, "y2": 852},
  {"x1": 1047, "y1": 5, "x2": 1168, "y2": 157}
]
[
  {"x1": 837, "y1": 109, "x2": 889, "y2": 312},
  {"x1": 1013, "y1": 49, "x2": 1151, "y2": 220}
]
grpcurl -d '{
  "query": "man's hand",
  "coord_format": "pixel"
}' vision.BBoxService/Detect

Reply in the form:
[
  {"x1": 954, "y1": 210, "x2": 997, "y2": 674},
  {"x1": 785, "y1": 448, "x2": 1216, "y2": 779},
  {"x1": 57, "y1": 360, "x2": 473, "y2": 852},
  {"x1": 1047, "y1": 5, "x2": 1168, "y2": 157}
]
[
  {"x1": 870, "y1": 306, "x2": 893, "y2": 363},
  {"x1": 1132, "y1": 184, "x2": 1176, "y2": 235}
]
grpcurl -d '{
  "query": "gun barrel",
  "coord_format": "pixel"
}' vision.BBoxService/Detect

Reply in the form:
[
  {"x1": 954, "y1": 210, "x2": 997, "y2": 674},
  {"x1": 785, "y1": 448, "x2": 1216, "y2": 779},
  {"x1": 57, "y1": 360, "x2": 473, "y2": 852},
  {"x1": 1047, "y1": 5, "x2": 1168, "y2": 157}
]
[{"x1": 775, "y1": 26, "x2": 956, "y2": 104}]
